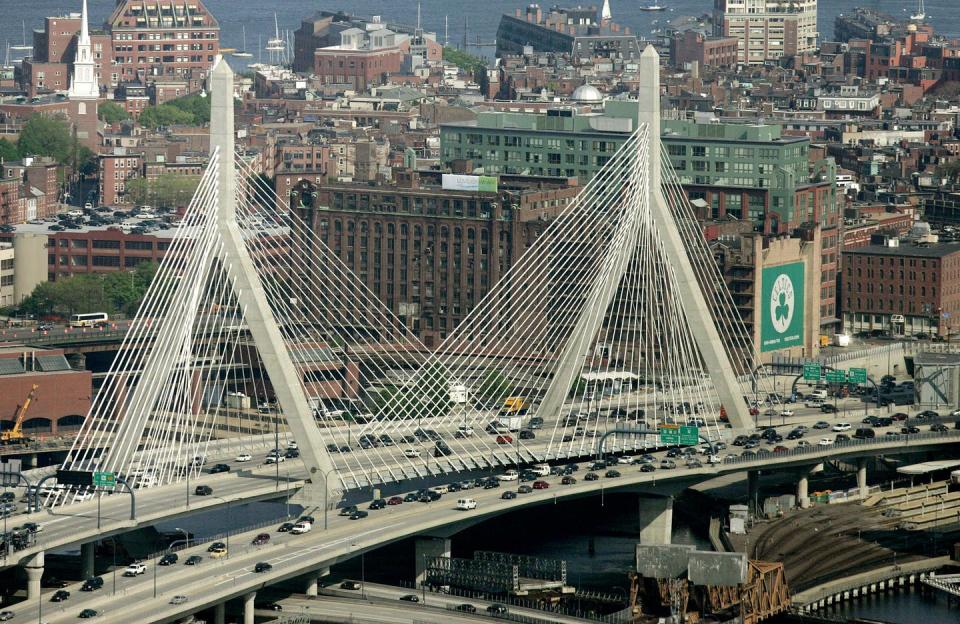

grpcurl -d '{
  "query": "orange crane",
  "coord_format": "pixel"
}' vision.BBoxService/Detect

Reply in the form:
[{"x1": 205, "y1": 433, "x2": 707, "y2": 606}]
[{"x1": 2, "y1": 384, "x2": 38, "y2": 444}]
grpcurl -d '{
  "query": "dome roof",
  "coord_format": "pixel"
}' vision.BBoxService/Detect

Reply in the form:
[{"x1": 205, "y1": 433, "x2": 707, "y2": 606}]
[{"x1": 571, "y1": 84, "x2": 603, "y2": 103}]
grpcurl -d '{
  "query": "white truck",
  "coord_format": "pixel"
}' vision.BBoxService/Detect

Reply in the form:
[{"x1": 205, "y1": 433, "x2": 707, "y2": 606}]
[{"x1": 495, "y1": 415, "x2": 523, "y2": 432}]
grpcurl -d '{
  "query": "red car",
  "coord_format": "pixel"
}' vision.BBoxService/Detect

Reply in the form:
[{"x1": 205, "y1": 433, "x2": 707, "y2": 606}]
[
  {"x1": 251, "y1": 533, "x2": 270, "y2": 545},
  {"x1": 496, "y1": 435, "x2": 513, "y2": 444},
  {"x1": 532, "y1": 480, "x2": 549, "y2": 490},
  {"x1": 892, "y1": 412, "x2": 909, "y2": 421},
  {"x1": 773, "y1": 445, "x2": 789, "y2": 454},
  {"x1": 387, "y1": 496, "x2": 403, "y2": 506}
]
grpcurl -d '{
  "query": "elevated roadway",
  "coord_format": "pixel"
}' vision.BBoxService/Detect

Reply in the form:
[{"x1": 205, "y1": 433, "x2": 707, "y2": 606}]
[{"x1": 1, "y1": 430, "x2": 959, "y2": 623}]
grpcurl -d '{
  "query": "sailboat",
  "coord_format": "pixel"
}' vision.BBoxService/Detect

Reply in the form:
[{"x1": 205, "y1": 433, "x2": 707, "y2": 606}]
[
  {"x1": 266, "y1": 13, "x2": 286, "y2": 64},
  {"x1": 232, "y1": 26, "x2": 253, "y2": 58},
  {"x1": 639, "y1": 3, "x2": 667, "y2": 12},
  {"x1": 10, "y1": 22, "x2": 32, "y2": 52},
  {"x1": 911, "y1": 0, "x2": 925, "y2": 20}
]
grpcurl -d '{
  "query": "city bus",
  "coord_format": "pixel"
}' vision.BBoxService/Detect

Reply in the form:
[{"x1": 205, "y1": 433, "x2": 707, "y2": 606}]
[{"x1": 69, "y1": 312, "x2": 109, "y2": 328}]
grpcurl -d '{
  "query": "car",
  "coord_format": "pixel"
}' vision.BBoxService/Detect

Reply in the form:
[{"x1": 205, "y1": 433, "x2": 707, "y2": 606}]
[
  {"x1": 797, "y1": 440, "x2": 811, "y2": 447},
  {"x1": 298, "y1": 515, "x2": 316, "y2": 524},
  {"x1": 284, "y1": 448, "x2": 300, "y2": 459},
  {"x1": 821, "y1": 404, "x2": 838, "y2": 413},
  {"x1": 931, "y1": 423, "x2": 949, "y2": 432},
  {"x1": 501, "y1": 490, "x2": 517, "y2": 500},
  {"x1": 902, "y1": 425, "x2": 921, "y2": 434},
  {"x1": 79, "y1": 609, "x2": 99, "y2": 618},
  {"x1": 350, "y1": 510, "x2": 369, "y2": 520},
  {"x1": 605, "y1": 469, "x2": 621, "y2": 478},
  {"x1": 818, "y1": 438, "x2": 834, "y2": 446},
  {"x1": 194, "y1": 485, "x2": 213, "y2": 496},
  {"x1": 368, "y1": 499, "x2": 387, "y2": 510},
  {"x1": 832, "y1": 423, "x2": 851, "y2": 432},
  {"x1": 81, "y1": 576, "x2": 104, "y2": 591},
  {"x1": 208, "y1": 463, "x2": 230, "y2": 474},
  {"x1": 404, "y1": 492, "x2": 419, "y2": 502},
  {"x1": 277, "y1": 522, "x2": 295, "y2": 532},
  {"x1": 519, "y1": 429, "x2": 536, "y2": 440},
  {"x1": 340, "y1": 581, "x2": 362, "y2": 590},
  {"x1": 835, "y1": 433, "x2": 851, "y2": 442},
  {"x1": 781, "y1": 410, "x2": 795, "y2": 417},
  {"x1": 400, "y1": 594, "x2": 420, "y2": 602},
  {"x1": 562, "y1": 475, "x2": 578, "y2": 484},
  {"x1": 403, "y1": 448, "x2": 420, "y2": 458},
  {"x1": 640, "y1": 463, "x2": 657, "y2": 472},
  {"x1": 517, "y1": 484, "x2": 533, "y2": 494},
  {"x1": 235, "y1": 453, "x2": 252, "y2": 462},
  {"x1": 584, "y1": 472, "x2": 599, "y2": 481},
  {"x1": 919, "y1": 410, "x2": 940, "y2": 419},
  {"x1": 496, "y1": 435, "x2": 513, "y2": 444},
  {"x1": 209, "y1": 546, "x2": 228, "y2": 559},
  {"x1": 339, "y1": 506, "x2": 358, "y2": 517},
  {"x1": 532, "y1": 480, "x2": 549, "y2": 489},
  {"x1": 660, "y1": 459, "x2": 677, "y2": 469},
  {"x1": 487, "y1": 604, "x2": 509, "y2": 615},
  {"x1": 291, "y1": 521, "x2": 312, "y2": 534},
  {"x1": 51, "y1": 590, "x2": 70, "y2": 602},
  {"x1": 0, "y1": 613, "x2": 14, "y2": 622},
  {"x1": 254, "y1": 562, "x2": 273, "y2": 573},
  {"x1": 159, "y1": 553, "x2": 178, "y2": 566},
  {"x1": 456, "y1": 604, "x2": 477, "y2": 613},
  {"x1": 498, "y1": 470, "x2": 519, "y2": 482},
  {"x1": 265, "y1": 455, "x2": 285, "y2": 464},
  {"x1": 21, "y1": 521, "x2": 42, "y2": 534},
  {"x1": 388, "y1": 496, "x2": 404, "y2": 505},
  {"x1": 185, "y1": 555, "x2": 202, "y2": 565},
  {"x1": 169, "y1": 595, "x2": 188, "y2": 605},
  {"x1": 252, "y1": 533, "x2": 270, "y2": 545},
  {"x1": 123, "y1": 562, "x2": 146, "y2": 576},
  {"x1": 892, "y1": 412, "x2": 909, "y2": 421},
  {"x1": 256, "y1": 602, "x2": 283, "y2": 611}
]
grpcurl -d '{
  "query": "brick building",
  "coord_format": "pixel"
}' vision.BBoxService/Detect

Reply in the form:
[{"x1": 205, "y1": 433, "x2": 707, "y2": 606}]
[
  {"x1": 99, "y1": 151, "x2": 144, "y2": 206},
  {"x1": 0, "y1": 346, "x2": 91, "y2": 435},
  {"x1": 670, "y1": 31, "x2": 739, "y2": 69},
  {"x1": 842, "y1": 239, "x2": 960, "y2": 338},
  {"x1": 294, "y1": 176, "x2": 580, "y2": 347}
]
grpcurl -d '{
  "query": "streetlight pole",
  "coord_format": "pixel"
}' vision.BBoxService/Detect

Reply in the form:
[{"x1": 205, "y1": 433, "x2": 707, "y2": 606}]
[{"x1": 175, "y1": 527, "x2": 189, "y2": 549}]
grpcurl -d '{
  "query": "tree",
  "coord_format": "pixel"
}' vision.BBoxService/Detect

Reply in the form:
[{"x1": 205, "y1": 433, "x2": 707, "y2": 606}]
[
  {"x1": 98, "y1": 101, "x2": 130, "y2": 124},
  {"x1": 17, "y1": 262, "x2": 159, "y2": 318},
  {"x1": 478, "y1": 369, "x2": 513, "y2": 400},
  {"x1": 126, "y1": 174, "x2": 201, "y2": 209},
  {"x1": 169, "y1": 93, "x2": 210, "y2": 125},
  {"x1": 17, "y1": 115, "x2": 72, "y2": 163},
  {"x1": 77, "y1": 146, "x2": 98, "y2": 177},
  {"x1": 0, "y1": 138, "x2": 18, "y2": 162},
  {"x1": 138, "y1": 93, "x2": 211, "y2": 129}
]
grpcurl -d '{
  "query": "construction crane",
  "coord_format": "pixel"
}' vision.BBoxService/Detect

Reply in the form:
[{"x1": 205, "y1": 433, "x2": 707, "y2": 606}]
[{"x1": 2, "y1": 384, "x2": 38, "y2": 445}]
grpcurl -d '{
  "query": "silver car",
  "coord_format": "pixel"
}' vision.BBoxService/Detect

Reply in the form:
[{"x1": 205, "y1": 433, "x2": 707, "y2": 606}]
[{"x1": 169, "y1": 595, "x2": 188, "y2": 605}]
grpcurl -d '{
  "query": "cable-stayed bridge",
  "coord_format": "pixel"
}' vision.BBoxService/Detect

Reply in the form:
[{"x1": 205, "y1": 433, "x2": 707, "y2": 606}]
[{"x1": 2, "y1": 47, "x2": 955, "y2": 624}]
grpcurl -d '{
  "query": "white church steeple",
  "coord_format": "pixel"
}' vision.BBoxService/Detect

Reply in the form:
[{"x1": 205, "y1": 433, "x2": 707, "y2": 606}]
[
  {"x1": 600, "y1": 0, "x2": 612, "y2": 22},
  {"x1": 69, "y1": 0, "x2": 99, "y2": 99}
]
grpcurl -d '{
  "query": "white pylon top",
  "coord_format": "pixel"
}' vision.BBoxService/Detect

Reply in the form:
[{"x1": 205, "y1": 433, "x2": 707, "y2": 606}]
[{"x1": 601, "y1": 0, "x2": 612, "y2": 22}]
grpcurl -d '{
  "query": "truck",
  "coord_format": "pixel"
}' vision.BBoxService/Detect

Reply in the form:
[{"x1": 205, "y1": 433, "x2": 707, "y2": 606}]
[
  {"x1": 495, "y1": 415, "x2": 523, "y2": 432},
  {"x1": 1, "y1": 384, "x2": 38, "y2": 445},
  {"x1": 833, "y1": 334, "x2": 851, "y2": 347},
  {"x1": 500, "y1": 397, "x2": 529, "y2": 415}
]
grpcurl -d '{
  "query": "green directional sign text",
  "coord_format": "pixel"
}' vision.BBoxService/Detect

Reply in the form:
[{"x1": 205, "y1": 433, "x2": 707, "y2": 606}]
[
  {"x1": 825, "y1": 369, "x2": 847, "y2": 384},
  {"x1": 659, "y1": 425, "x2": 679, "y2": 445},
  {"x1": 849, "y1": 368, "x2": 867, "y2": 384},
  {"x1": 803, "y1": 363, "x2": 822, "y2": 381},
  {"x1": 679, "y1": 426, "x2": 699, "y2": 446},
  {"x1": 93, "y1": 471, "x2": 116, "y2": 488}
]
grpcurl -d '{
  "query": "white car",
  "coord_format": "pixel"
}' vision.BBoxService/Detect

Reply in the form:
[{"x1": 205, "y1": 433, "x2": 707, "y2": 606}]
[
  {"x1": 831, "y1": 423, "x2": 851, "y2": 432},
  {"x1": 796, "y1": 440, "x2": 811, "y2": 447},
  {"x1": 818, "y1": 438, "x2": 834, "y2": 446},
  {"x1": 781, "y1": 410, "x2": 795, "y2": 418},
  {"x1": 617, "y1": 456, "x2": 635, "y2": 465},
  {"x1": 457, "y1": 425, "x2": 475, "y2": 437},
  {"x1": 235, "y1": 453, "x2": 252, "y2": 462},
  {"x1": 291, "y1": 521, "x2": 312, "y2": 534},
  {"x1": 456, "y1": 498, "x2": 478, "y2": 511},
  {"x1": 265, "y1": 455, "x2": 285, "y2": 464},
  {"x1": 287, "y1": 441, "x2": 298, "y2": 450},
  {"x1": 497, "y1": 470, "x2": 519, "y2": 482},
  {"x1": 403, "y1": 448, "x2": 420, "y2": 458},
  {"x1": 123, "y1": 562, "x2": 146, "y2": 576}
]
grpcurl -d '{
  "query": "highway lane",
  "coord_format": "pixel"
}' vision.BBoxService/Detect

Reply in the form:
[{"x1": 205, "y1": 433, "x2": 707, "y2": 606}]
[
  {"x1": 264, "y1": 595, "x2": 488, "y2": 624},
  {"x1": 2, "y1": 429, "x2": 959, "y2": 623}
]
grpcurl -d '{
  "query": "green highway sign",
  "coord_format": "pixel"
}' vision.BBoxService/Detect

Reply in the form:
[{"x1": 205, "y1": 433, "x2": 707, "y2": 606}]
[
  {"x1": 802, "y1": 363, "x2": 822, "y2": 381},
  {"x1": 93, "y1": 471, "x2": 116, "y2": 488},
  {"x1": 825, "y1": 369, "x2": 847, "y2": 384},
  {"x1": 679, "y1": 426, "x2": 699, "y2": 446},
  {"x1": 659, "y1": 425, "x2": 699, "y2": 446},
  {"x1": 849, "y1": 368, "x2": 867, "y2": 384},
  {"x1": 659, "y1": 425, "x2": 679, "y2": 445}
]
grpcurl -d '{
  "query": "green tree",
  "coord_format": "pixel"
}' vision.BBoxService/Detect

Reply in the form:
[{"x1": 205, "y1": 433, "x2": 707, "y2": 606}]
[
  {"x1": 169, "y1": 93, "x2": 210, "y2": 125},
  {"x1": 478, "y1": 369, "x2": 513, "y2": 399},
  {"x1": 139, "y1": 104, "x2": 196, "y2": 129},
  {"x1": 17, "y1": 115, "x2": 72, "y2": 163},
  {"x1": 77, "y1": 146, "x2": 98, "y2": 177},
  {"x1": 442, "y1": 47, "x2": 488, "y2": 75},
  {"x1": 17, "y1": 262, "x2": 159, "y2": 318},
  {"x1": 0, "y1": 138, "x2": 18, "y2": 162},
  {"x1": 98, "y1": 101, "x2": 130, "y2": 124},
  {"x1": 126, "y1": 174, "x2": 201, "y2": 209}
]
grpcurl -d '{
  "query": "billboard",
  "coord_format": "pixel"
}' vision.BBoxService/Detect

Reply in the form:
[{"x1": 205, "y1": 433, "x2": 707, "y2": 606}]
[
  {"x1": 760, "y1": 261, "x2": 805, "y2": 353},
  {"x1": 441, "y1": 174, "x2": 498, "y2": 193}
]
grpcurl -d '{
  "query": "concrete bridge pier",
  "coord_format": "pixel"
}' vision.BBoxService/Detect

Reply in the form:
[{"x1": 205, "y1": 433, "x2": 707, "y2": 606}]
[
  {"x1": 20, "y1": 454, "x2": 36, "y2": 470},
  {"x1": 798, "y1": 472, "x2": 810, "y2": 509},
  {"x1": 415, "y1": 537, "x2": 452, "y2": 586},
  {"x1": 243, "y1": 591, "x2": 256, "y2": 624},
  {"x1": 305, "y1": 566, "x2": 330, "y2": 596},
  {"x1": 213, "y1": 603, "x2": 225, "y2": 624},
  {"x1": 24, "y1": 551, "x2": 44, "y2": 599},
  {"x1": 81, "y1": 542, "x2": 95, "y2": 579},
  {"x1": 857, "y1": 458, "x2": 869, "y2": 498},
  {"x1": 638, "y1": 495, "x2": 673, "y2": 545}
]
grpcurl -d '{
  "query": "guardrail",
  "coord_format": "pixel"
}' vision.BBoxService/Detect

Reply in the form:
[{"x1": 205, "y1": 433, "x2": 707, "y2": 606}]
[{"x1": 140, "y1": 512, "x2": 297, "y2": 562}]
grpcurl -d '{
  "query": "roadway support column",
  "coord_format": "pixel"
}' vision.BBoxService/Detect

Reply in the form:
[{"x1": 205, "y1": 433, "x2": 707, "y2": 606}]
[
  {"x1": 213, "y1": 603, "x2": 225, "y2": 624},
  {"x1": 748, "y1": 470, "x2": 759, "y2": 515},
  {"x1": 25, "y1": 551, "x2": 44, "y2": 599},
  {"x1": 243, "y1": 591, "x2": 256, "y2": 624},
  {"x1": 857, "y1": 458, "x2": 869, "y2": 498},
  {"x1": 81, "y1": 541, "x2": 95, "y2": 579},
  {"x1": 306, "y1": 566, "x2": 330, "y2": 596},
  {"x1": 415, "y1": 537, "x2": 451, "y2": 587},
  {"x1": 798, "y1": 472, "x2": 810, "y2": 509},
  {"x1": 638, "y1": 495, "x2": 673, "y2": 545}
]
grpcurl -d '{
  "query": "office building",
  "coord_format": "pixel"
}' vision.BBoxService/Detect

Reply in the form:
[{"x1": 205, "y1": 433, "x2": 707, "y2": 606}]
[
  {"x1": 713, "y1": 0, "x2": 818, "y2": 64},
  {"x1": 496, "y1": 3, "x2": 641, "y2": 59}
]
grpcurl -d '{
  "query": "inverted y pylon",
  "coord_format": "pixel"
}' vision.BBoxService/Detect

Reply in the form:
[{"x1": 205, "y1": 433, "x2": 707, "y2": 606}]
[{"x1": 209, "y1": 58, "x2": 338, "y2": 494}]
